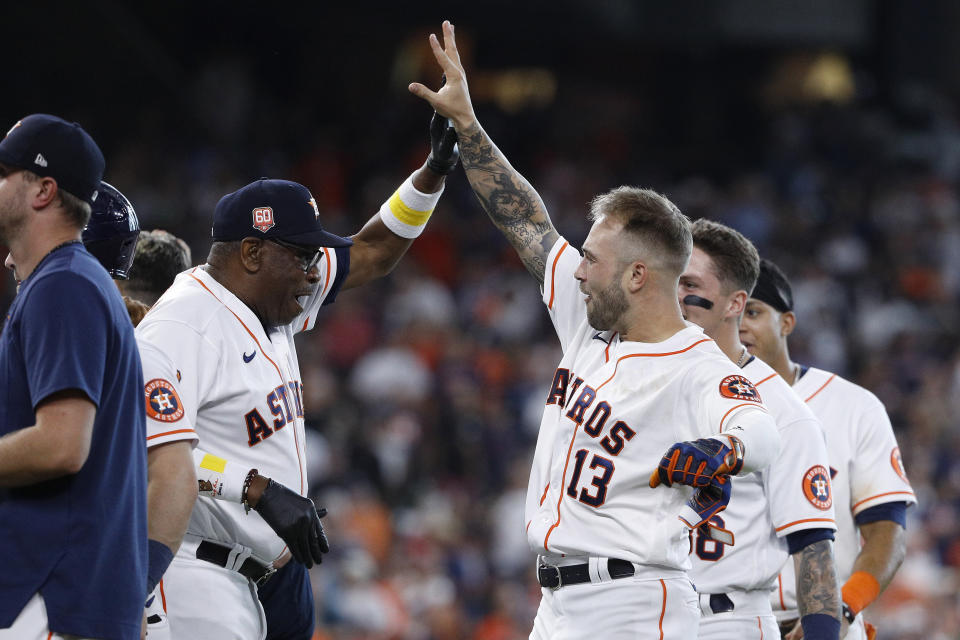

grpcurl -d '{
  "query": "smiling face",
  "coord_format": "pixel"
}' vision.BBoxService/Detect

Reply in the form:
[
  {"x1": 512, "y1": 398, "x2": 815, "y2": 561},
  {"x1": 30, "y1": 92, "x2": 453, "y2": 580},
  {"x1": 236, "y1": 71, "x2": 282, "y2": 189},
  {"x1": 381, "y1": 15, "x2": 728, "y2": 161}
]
[
  {"x1": 250, "y1": 238, "x2": 321, "y2": 328},
  {"x1": 574, "y1": 216, "x2": 630, "y2": 331}
]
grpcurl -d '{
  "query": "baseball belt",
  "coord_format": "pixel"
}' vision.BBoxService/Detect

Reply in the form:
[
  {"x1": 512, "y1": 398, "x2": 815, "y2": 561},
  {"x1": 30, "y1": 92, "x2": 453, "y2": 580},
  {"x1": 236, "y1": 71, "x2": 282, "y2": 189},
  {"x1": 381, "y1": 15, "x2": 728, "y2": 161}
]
[
  {"x1": 196, "y1": 540, "x2": 276, "y2": 586},
  {"x1": 537, "y1": 558, "x2": 635, "y2": 589}
]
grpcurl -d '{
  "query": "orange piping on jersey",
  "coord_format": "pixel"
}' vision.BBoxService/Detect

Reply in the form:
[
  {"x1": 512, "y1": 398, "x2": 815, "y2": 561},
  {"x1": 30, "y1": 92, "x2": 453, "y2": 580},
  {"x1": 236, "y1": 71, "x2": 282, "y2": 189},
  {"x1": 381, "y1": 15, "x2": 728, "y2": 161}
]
[
  {"x1": 852, "y1": 490, "x2": 916, "y2": 510},
  {"x1": 604, "y1": 333, "x2": 616, "y2": 363},
  {"x1": 804, "y1": 373, "x2": 837, "y2": 402},
  {"x1": 717, "y1": 402, "x2": 761, "y2": 433},
  {"x1": 189, "y1": 273, "x2": 307, "y2": 495},
  {"x1": 595, "y1": 338, "x2": 714, "y2": 393},
  {"x1": 658, "y1": 579, "x2": 667, "y2": 639},
  {"x1": 46, "y1": 633, "x2": 53, "y2": 640},
  {"x1": 543, "y1": 423, "x2": 582, "y2": 551},
  {"x1": 147, "y1": 428, "x2": 197, "y2": 442},
  {"x1": 160, "y1": 578, "x2": 167, "y2": 612},
  {"x1": 758, "y1": 616, "x2": 764, "y2": 639},
  {"x1": 777, "y1": 574, "x2": 785, "y2": 610},
  {"x1": 774, "y1": 517, "x2": 836, "y2": 532},
  {"x1": 755, "y1": 372, "x2": 778, "y2": 386},
  {"x1": 526, "y1": 520, "x2": 532, "y2": 533},
  {"x1": 539, "y1": 483, "x2": 550, "y2": 506},
  {"x1": 547, "y1": 241, "x2": 569, "y2": 310},
  {"x1": 321, "y1": 249, "x2": 333, "y2": 297}
]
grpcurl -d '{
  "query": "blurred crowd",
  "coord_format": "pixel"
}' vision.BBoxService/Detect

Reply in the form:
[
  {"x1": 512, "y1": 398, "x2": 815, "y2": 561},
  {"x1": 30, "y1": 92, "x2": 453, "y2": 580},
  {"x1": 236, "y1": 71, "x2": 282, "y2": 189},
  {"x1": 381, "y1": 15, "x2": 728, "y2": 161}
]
[{"x1": 3, "y1": 53, "x2": 959, "y2": 640}]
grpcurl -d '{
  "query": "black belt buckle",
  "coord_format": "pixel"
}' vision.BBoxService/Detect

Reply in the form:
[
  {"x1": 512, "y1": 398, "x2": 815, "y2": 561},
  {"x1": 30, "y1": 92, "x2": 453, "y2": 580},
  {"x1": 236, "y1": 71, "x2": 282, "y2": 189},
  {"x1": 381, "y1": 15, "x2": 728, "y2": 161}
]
[
  {"x1": 709, "y1": 593, "x2": 735, "y2": 614},
  {"x1": 538, "y1": 563, "x2": 563, "y2": 590}
]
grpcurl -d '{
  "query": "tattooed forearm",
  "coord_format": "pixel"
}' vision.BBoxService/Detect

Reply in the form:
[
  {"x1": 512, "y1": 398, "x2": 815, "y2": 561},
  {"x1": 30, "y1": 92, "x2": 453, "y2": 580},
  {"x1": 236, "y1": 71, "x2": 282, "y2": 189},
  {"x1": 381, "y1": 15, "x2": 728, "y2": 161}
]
[
  {"x1": 794, "y1": 539, "x2": 841, "y2": 620},
  {"x1": 458, "y1": 122, "x2": 559, "y2": 284}
]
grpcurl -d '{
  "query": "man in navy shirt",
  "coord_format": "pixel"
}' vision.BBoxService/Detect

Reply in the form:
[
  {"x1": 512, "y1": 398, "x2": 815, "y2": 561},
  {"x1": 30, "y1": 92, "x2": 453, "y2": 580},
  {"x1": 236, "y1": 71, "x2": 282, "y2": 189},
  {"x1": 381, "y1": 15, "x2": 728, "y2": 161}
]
[{"x1": 0, "y1": 114, "x2": 147, "y2": 640}]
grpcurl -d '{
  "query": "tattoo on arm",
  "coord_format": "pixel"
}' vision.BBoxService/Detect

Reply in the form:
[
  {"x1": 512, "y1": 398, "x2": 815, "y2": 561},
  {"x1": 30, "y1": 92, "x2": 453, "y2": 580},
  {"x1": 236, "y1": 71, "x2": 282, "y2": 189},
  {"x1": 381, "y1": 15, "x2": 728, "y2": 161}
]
[
  {"x1": 458, "y1": 122, "x2": 559, "y2": 284},
  {"x1": 795, "y1": 539, "x2": 841, "y2": 619}
]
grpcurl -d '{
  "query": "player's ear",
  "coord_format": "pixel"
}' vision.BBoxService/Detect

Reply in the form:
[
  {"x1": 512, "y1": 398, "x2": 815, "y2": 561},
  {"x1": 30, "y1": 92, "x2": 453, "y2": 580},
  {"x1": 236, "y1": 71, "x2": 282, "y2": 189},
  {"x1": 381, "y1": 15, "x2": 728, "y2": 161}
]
[
  {"x1": 780, "y1": 310, "x2": 796, "y2": 337},
  {"x1": 625, "y1": 260, "x2": 647, "y2": 292},
  {"x1": 727, "y1": 290, "x2": 747, "y2": 320},
  {"x1": 239, "y1": 238, "x2": 264, "y2": 273}
]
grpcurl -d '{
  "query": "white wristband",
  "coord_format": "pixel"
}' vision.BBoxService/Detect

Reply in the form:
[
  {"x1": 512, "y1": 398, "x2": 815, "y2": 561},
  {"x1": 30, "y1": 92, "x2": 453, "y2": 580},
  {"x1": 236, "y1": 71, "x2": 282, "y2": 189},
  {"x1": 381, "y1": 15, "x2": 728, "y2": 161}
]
[
  {"x1": 193, "y1": 449, "x2": 248, "y2": 503},
  {"x1": 378, "y1": 175, "x2": 444, "y2": 239}
]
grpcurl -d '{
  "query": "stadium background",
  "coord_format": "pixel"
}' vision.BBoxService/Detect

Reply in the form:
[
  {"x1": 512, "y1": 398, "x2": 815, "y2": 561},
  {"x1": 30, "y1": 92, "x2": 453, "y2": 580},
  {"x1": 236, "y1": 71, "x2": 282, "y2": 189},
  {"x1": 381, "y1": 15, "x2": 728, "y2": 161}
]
[{"x1": 1, "y1": 1, "x2": 958, "y2": 638}]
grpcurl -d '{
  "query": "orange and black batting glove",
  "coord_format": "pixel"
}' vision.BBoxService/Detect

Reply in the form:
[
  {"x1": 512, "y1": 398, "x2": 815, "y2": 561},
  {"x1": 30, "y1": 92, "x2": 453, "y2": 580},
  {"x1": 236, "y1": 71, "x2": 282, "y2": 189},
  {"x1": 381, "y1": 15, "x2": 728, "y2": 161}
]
[{"x1": 649, "y1": 435, "x2": 744, "y2": 489}]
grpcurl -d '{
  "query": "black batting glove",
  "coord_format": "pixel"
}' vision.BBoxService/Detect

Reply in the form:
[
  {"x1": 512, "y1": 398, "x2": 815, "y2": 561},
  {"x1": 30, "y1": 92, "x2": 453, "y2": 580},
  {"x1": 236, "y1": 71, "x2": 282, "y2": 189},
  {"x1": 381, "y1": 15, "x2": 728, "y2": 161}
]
[
  {"x1": 253, "y1": 479, "x2": 330, "y2": 568},
  {"x1": 425, "y1": 74, "x2": 459, "y2": 175},
  {"x1": 426, "y1": 110, "x2": 459, "y2": 174}
]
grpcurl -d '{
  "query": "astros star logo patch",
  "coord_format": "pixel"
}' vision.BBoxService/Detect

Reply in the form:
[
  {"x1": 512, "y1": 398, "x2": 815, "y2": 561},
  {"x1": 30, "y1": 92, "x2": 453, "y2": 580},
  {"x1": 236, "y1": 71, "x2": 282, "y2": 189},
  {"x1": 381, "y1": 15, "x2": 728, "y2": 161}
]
[
  {"x1": 802, "y1": 465, "x2": 833, "y2": 510},
  {"x1": 718, "y1": 375, "x2": 762, "y2": 402},
  {"x1": 144, "y1": 378, "x2": 185, "y2": 422}
]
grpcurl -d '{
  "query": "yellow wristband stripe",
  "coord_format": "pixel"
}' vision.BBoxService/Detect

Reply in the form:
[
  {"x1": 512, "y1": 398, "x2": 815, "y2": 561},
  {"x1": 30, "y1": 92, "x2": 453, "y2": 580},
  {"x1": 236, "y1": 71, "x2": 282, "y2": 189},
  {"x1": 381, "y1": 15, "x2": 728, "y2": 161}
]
[
  {"x1": 200, "y1": 453, "x2": 227, "y2": 473},
  {"x1": 388, "y1": 191, "x2": 434, "y2": 227}
]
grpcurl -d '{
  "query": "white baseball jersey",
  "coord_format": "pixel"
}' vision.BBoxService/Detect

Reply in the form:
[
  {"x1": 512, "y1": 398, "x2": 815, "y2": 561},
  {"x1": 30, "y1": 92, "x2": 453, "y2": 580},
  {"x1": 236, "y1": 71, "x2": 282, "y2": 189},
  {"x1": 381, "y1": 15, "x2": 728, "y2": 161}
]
[
  {"x1": 691, "y1": 357, "x2": 836, "y2": 596},
  {"x1": 527, "y1": 238, "x2": 774, "y2": 572},
  {"x1": 135, "y1": 251, "x2": 347, "y2": 564},
  {"x1": 772, "y1": 367, "x2": 917, "y2": 620}
]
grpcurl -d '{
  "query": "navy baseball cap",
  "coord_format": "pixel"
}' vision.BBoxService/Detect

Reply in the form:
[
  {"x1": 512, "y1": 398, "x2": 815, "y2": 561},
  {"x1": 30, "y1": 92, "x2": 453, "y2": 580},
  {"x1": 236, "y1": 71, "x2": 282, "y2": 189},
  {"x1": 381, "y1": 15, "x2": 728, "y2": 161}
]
[
  {"x1": 212, "y1": 178, "x2": 352, "y2": 248},
  {"x1": 0, "y1": 114, "x2": 105, "y2": 205}
]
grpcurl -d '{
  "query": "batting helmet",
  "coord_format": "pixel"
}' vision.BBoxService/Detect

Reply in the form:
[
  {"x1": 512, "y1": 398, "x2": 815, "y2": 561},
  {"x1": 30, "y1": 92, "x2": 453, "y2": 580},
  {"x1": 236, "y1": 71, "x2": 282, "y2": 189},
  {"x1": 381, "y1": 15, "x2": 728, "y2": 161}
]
[{"x1": 82, "y1": 181, "x2": 140, "y2": 279}]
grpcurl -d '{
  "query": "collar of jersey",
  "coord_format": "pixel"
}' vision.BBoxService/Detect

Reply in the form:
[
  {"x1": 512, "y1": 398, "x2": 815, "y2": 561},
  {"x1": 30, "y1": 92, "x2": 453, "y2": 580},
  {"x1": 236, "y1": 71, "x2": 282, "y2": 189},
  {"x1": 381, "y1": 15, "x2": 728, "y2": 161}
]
[
  {"x1": 610, "y1": 323, "x2": 710, "y2": 355},
  {"x1": 188, "y1": 266, "x2": 272, "y2": 345}
]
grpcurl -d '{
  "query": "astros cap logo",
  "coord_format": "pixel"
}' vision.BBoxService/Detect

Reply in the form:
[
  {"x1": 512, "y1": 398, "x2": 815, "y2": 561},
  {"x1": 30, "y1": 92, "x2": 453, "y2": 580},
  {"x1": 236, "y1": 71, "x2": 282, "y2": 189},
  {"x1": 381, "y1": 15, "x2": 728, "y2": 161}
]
[
  {"x1": 252, "y1": 206, "x2": 275, "y2": 233},
  {"x1": 718, "y1": 375, "x2": 762, "y2": 403},
  {"x1": 308, "y1": 197, "x2": 319, "y2": 220},
  {"x1": 144, "y1": 378, "x2": 185, "y2": 422},
  {"x1": 802, "y1": 465, "x2": 833, "y2": 510},
  {"x1": 5, "y1": 120, "x2": 22, "y2": 137}
]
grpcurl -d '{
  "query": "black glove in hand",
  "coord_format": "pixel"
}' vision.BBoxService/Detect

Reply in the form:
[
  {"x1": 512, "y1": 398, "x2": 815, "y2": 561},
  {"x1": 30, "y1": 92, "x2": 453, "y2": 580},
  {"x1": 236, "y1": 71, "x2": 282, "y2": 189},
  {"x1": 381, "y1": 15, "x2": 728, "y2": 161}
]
[
  {"x1": 426, "y1": 109, "x2": 459, "y2": 174},
  {"x1": 253, "y1": 479, "x2": 329, "y2": 568}
]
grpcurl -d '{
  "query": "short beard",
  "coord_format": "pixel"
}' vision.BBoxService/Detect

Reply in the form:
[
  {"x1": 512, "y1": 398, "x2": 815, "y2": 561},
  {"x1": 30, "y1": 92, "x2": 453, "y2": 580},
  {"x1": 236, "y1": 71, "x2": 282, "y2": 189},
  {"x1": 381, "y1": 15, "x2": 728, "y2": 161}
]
[{"x1": 586, "y1": 278, "x2": 628, "y2": 331}]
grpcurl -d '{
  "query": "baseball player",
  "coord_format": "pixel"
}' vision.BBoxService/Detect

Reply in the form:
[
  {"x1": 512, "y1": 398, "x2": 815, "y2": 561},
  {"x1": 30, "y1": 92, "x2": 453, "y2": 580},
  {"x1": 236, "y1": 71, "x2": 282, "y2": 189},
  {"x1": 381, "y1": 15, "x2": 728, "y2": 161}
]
[
  {"x1": 410, "y1": 21, "x2": 781, "y2": 639},
  {"x1": 0, "y1": 115, "x2": 147, "y2": 639},
  {"x1": 120, "y1": 229, "x2": 192, "y2": 306},
  {"x1": 680, "y1": 219, "x2": 841, "y2": 640},
  {"x1": 740, "y1": 259, "x2": 917, "y2": 640},
  {"x1": 134, "y1": 119, "x2": 457, "y2": 638},
  {"x1": 80, "y1": 182, "x2": 322, "y2": 640}
]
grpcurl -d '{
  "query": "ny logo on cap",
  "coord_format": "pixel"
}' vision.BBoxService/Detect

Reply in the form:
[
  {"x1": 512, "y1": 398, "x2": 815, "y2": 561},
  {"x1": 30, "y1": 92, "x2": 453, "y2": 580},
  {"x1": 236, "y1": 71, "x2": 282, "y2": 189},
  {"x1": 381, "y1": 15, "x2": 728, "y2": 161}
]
[{"x1": 252, "y1": 206, "x2": 275, "y2": 233}]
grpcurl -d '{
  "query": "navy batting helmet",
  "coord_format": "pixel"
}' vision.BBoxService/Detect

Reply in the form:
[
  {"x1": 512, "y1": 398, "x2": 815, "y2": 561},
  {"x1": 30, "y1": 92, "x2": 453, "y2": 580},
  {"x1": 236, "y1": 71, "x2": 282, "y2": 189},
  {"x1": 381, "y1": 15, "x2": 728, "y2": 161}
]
[{"x1": 82, "y1": 181, "x2": 140, "y2": 279}]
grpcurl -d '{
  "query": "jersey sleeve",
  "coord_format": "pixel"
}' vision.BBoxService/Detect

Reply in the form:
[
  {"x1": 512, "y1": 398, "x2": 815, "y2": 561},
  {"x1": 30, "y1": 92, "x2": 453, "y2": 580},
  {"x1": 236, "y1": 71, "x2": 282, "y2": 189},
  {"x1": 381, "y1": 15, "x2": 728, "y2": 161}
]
[
  {"x1": 766, "y1": 416, "x2": 838, "y2": 537},
  {"x1": 136, "y1": 323, "x2": 212, "y2": 448},
  {"x1": 292, "y1": 246, "x2": 350, "y2": 334},
  {"x1": 848, "y1": 394, "x2": 917, "y2": 515},
  {"x1": 540, "y1": 237, "x2": 586, "y2": 350},
  {"x1": 20, "y1": 273, "x2": 110, "y2": 409}
]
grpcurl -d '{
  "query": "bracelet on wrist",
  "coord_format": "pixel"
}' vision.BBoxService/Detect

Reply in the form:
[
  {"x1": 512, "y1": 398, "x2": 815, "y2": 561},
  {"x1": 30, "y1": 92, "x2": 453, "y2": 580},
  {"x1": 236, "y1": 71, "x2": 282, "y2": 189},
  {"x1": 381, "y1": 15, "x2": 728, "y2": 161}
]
[{"x1": 241, "y1": 468, "x2": 259, "y2": 514}]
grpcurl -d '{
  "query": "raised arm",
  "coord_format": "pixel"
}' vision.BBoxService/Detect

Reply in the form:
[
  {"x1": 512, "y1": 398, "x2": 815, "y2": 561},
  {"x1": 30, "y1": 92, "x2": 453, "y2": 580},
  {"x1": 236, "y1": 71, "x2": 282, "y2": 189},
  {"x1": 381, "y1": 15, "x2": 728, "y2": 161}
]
[{"x1": 409, "y1": 20, "x2": 559, "y2": 284}]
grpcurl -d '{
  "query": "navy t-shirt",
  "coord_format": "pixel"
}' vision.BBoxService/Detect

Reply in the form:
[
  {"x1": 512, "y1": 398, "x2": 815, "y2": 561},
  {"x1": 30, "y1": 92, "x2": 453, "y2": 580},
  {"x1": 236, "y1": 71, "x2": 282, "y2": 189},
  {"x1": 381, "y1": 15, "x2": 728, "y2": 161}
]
[{"x1": 0, "y1": 243, "x2": 147, "y2": 639}]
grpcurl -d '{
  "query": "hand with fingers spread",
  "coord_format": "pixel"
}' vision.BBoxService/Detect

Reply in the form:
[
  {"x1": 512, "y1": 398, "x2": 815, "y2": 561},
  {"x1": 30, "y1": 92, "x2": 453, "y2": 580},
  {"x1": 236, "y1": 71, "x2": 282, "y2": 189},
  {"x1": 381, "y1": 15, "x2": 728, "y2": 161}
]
[{"x1": 408, "y1": 20, "x2": 477, "y2": 131}]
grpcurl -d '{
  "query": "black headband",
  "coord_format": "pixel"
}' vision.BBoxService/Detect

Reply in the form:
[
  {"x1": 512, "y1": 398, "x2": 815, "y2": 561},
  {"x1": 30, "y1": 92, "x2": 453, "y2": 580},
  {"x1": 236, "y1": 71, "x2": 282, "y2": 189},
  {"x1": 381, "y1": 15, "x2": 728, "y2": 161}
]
[{"x1": 751, "y1": 259, "x2": 793, "y2": 312}]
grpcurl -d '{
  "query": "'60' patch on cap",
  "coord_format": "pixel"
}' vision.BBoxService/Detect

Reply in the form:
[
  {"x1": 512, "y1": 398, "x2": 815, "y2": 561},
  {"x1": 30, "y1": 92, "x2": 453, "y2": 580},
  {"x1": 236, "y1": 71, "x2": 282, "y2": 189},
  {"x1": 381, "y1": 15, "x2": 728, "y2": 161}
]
[
  {"x1": 145, "y1": 378, "x2": 184, "y2": 422},
  {"x1": 252, "y1": 206, "x2": 275, "y2": 233}
]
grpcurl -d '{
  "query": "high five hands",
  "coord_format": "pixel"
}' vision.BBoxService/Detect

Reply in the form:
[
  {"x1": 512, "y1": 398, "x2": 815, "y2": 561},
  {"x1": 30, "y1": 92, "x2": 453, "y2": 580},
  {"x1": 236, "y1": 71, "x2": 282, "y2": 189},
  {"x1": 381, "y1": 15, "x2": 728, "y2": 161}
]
[{"x1": 408, "y1": 21, "x2": 477, "y2": 131}]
